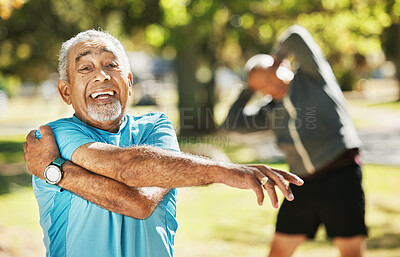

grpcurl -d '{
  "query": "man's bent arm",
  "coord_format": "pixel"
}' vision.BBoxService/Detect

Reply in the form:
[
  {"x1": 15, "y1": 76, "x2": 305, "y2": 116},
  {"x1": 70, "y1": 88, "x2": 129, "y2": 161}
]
[
  {"x1": 58, "y1": 161, "x2": 169, "y2": 219},
  {"x1": 274, "y1": 25, "x2": 328, "y2": 83},
  {"x1": 220, "y1": 88, "x2": 271, "y2": 131},
  {"x1": 24, "y1": 127, "x2": 169, "y2": 219}
]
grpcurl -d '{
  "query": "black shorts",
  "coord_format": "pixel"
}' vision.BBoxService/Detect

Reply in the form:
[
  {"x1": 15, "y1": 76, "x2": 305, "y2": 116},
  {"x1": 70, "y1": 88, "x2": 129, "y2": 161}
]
[{"x1": 276, "y1": 164, "x2": 368, "y2": 239}]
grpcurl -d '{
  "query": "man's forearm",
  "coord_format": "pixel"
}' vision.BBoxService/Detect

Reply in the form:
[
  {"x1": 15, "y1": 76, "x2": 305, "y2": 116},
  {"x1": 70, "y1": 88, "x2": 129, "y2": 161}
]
[
  {"x1": 58, "y1": 161, "x2": 169, "y2": 219},
  {"x1": 221, "y1": 88, "x2": 271, "y2": 131},
  {"x1": 73, "y1": 143, "x2": 222, "y2": 188}
]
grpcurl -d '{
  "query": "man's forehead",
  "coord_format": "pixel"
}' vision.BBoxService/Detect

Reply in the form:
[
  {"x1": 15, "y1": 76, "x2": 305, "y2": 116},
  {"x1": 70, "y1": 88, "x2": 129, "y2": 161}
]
[{"x1": 70, "y1": 38, "x2": 118, "y2": 61}]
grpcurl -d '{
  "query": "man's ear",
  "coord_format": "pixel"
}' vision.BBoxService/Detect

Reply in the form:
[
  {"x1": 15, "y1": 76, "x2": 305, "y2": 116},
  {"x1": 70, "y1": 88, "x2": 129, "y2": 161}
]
[
  {"x1": 57, "y1": 80, "x2": 72, "y2": 105},
  {"x1": 127, "y1": 72, "x2": 133, "y2": 96}
]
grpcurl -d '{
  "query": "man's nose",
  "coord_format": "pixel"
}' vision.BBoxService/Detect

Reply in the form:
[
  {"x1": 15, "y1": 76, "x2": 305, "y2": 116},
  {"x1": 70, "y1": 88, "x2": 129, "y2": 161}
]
[{"x1": 94, "y1": 68, "x2": 111, "y2": 82}]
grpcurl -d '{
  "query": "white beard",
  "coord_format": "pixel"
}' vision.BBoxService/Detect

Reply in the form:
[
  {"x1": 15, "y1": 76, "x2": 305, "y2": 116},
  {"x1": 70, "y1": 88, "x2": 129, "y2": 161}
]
[{"x1": 88, "y1": 99, "x2": 122, "y2": 122}]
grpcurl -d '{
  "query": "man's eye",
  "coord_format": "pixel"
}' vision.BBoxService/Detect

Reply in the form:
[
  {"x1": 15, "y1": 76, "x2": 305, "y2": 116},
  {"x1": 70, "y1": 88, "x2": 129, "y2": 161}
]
[
  {"x1": 79, "y1": 66, "x2": 92, "y2": 72},
  {"x1": 106, "y1": 63, "x2": 118, "y2": 69}
]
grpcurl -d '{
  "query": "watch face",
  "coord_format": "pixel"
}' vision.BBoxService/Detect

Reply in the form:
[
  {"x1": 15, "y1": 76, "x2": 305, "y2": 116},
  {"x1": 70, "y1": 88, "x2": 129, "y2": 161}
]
[{"x1": 45, "y1": 165, "x2": 62, "y2": 184}]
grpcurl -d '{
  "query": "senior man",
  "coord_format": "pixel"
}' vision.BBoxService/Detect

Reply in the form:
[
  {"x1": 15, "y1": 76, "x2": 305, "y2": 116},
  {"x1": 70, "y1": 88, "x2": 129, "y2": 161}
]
[{"x1": 23, "y1": 29, "x2": 303, "y2": 257}]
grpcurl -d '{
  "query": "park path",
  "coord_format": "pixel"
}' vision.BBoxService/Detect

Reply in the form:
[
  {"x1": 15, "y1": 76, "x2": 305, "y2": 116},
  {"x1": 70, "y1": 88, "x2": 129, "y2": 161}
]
[
  {"x1": 223, "y1": 99, "x2": 400, "y2": 166},
  {"x1": 351, "y1": 104, "x2": 400, "y2": 166}
]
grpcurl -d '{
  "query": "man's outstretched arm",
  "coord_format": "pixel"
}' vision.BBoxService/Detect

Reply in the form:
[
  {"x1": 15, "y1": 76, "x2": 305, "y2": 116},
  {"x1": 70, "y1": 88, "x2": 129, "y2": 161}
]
[
  {"x1": 26, "y1": 126, "x2": 303, "y2": 208},
  {"x1": 70, "y1": 132, "x2": 303, "y2": 208},
  {"x1": 24, "y1": 127, "x2": 169, "y2": 219}
]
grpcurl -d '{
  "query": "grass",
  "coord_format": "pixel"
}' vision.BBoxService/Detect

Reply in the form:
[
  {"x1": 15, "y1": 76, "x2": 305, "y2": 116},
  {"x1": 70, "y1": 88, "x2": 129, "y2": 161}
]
[
  {"x1": 174, "y1": 164, "x2": 400, "y2": 257},
  {"x1": 0, "y1": 138, "x2": 25, "y2": 165},
  {"x1": 352, "y1": 100, "x2": 400, "y2": 111},
  {"x1": 1, "y1": 164, "x2": 399, "y2": 257},
  {"x1": 345, "y1": 99, "x2": 400, "y2": 131}
]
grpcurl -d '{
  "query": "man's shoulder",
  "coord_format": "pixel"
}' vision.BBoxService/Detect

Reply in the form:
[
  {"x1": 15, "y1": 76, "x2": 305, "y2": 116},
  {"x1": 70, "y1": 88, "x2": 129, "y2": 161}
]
[
  {"x1": 127, "y1": 112, "x2": 178, "y2": 149},
  {"x1": 46, "y1": 116, "x2": 83, "y2": 130},
  {"x1": 131, "y1": 112, "x2": 168, "y2": 122},
  {"x1": 44, "y1": 117, "x2": 98, "y2": 159},
  {"x1": 128, "y1": 112, "x2": 172, "y2": 128},
  {"x1": 47, "y1": 116, "x2": 97, "y2": 135}
]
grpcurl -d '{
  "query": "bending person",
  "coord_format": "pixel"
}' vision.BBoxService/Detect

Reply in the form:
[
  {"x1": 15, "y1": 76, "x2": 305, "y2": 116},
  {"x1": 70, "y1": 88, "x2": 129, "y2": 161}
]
[{"x1": 222, "y1": 25, "x2": 367, "y2": 257}]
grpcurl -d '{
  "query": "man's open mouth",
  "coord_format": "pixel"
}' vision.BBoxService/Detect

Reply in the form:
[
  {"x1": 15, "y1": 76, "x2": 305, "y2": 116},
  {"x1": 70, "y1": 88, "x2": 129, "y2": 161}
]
[
  {"x1": 91, "y1": 91, "x2": 114, "y2": 99},
  {"x1": 89, "y1": 90, "x2": 118, "y2": 105}
]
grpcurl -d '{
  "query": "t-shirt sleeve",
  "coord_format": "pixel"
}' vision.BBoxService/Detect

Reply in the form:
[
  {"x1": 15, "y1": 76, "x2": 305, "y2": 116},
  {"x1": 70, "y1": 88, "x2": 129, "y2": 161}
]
[
  {"x1": 274, "y1": 25, "x2": 328, "y2": 83},
  {"x1": 142, "y1": 113, "x2": 180, "y2": 153},
  {"x1": 33, "y1": 118, "x2": 94, "y2": 205},
  {"x1": 47, "y1": 119, "x2": 97, "y2": 161}
]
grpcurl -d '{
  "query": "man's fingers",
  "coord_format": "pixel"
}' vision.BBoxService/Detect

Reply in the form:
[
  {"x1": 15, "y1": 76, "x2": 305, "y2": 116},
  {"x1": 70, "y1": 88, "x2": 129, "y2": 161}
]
[
  {"x1": 38, "y1": 125, "x2": 54, "y2": 138},
  {"x1": 254, "y1": 183, "x2": 265, "y2": 206},
  {"x1": 271, "y1": 173, "x2": 294, "y2": 202},
  {"x1": 26, "y1": 130, "x2": 37, "y2": 141},
  {"x1": 255, "y1": 165, "x2": 295, "y2": 202},
  {"x1": 254, "y1": 169, "x2": 279, "y2": 208},
  {"x1": 260, "y1": 176, "x2": 268, "y2": 186},
  {"x1": 272, "y1": 168, "x2": 304, "y2": 186},
  {"x1": 263, "y1": 180, "x2": 279, "y2": 208},
  {"x1": 249, "y1": 176, "x2": 265, "y2": 206}
]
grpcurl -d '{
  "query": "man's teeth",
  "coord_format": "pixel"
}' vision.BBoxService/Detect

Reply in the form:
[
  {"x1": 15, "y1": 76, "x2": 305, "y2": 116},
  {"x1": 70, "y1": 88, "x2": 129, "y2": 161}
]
[{"x1": 91, "y1": 91, "x2": 114, "y2": 98}]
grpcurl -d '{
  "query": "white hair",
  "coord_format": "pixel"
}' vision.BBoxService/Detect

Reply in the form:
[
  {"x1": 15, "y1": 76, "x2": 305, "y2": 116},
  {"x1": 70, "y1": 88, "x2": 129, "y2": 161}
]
[{"x1": 58, "y1": 29, "x2": 130, "y2": 82}]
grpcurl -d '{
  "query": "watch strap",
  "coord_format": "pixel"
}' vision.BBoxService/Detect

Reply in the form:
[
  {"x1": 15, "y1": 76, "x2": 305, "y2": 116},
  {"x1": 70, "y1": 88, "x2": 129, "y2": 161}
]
[{"x1": 52, "y1": 157, "x2": 66, "y2": 168}]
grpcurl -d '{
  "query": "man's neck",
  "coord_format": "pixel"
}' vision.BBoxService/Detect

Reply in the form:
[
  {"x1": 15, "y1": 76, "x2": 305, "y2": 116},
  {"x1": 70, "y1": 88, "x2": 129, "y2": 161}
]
[{"x1": 75, "y1": 113, "x2": 125, "y2": 133}]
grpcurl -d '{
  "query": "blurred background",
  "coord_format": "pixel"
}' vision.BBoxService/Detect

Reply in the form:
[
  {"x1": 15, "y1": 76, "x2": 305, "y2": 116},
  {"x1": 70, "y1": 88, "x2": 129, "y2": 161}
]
[{"x1": 1, "y1": 0, "x2": 400, "y2": 256}]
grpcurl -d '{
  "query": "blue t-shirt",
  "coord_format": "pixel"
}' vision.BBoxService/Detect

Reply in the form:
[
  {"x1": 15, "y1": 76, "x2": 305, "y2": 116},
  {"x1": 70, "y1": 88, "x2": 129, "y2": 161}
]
[{"x1": 32, "y1": 112, "x2": 180, "y2": 257}]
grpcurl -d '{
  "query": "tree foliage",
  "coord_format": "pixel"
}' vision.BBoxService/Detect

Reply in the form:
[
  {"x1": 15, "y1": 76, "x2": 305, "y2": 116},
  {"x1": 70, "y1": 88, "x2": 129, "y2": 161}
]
[
  {"x1": 1, "y1": 0, "x2": 397, "y2": 81},
  {"x1": 1, "y1": 0, "x2": 400, "y2": 128}
]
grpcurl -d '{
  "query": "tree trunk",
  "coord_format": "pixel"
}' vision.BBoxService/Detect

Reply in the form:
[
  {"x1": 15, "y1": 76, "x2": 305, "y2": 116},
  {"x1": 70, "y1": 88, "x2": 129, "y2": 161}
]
[
  {"x1": 176, "y1": 42, "x2": 216, "y2": 135},
  {"x1": 176, "y1": 43, "x2": 215, "y2": 135},
  {"x1": 396, "y1": 24, "x2": 400, "y2": 101}
]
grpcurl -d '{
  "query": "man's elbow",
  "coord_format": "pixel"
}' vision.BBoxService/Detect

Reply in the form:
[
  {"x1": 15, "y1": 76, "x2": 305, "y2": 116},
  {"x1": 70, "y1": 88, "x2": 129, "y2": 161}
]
[{"x1": 127, "y1": 204, "x2": 156, "y2": 220}]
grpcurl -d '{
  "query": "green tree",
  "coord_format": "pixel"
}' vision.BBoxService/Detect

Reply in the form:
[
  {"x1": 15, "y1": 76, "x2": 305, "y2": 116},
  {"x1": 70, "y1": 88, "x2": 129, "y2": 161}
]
[{"x1": 1, "y1": 0, "x2": 398, "y2": 132}]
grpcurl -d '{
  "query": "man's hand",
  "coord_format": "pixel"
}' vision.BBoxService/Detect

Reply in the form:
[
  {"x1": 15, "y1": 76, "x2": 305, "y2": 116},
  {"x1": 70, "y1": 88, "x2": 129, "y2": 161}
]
[
  {"x1": 217, "y1": 163, "x2": 303, "y2": 208},
  {"x1": 254, "y1": 164, "x2": 303, "y2": 208},
  {"x1": 23, "y1": 125, "x2": 60, "y2": 179}
]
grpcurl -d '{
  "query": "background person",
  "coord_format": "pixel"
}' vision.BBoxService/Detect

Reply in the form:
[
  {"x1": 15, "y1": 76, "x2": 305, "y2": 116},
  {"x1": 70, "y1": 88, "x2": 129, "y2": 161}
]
[{"x1": 222, "y1": 25, "x2": 367, "y2": 257}]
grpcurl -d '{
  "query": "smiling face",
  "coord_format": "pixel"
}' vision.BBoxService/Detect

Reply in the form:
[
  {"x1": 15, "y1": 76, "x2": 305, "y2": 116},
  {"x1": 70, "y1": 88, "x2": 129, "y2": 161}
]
[{"x1": 58, "y1": 38, "x2": 133, "y2": 132}]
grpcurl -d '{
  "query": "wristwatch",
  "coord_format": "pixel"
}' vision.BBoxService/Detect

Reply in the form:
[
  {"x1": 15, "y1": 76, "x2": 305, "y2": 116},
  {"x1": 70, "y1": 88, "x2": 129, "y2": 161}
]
[{"x1": 44, "y1": 157, "x2": 66, "y2": 185}]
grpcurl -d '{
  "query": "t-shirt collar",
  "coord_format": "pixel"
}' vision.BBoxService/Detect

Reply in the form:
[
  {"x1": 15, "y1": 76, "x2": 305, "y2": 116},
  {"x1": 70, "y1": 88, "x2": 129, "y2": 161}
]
[{"x1": 72, "y1": 114, "x2": 128, "y2": 135}]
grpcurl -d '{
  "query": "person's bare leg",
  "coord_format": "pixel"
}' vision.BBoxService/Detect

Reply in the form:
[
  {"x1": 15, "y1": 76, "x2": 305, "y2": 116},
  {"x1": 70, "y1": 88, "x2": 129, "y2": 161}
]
[
  {"x1": 268, "y1": 232, "x2": 307, "y2": 257},
  {"x1": 333, "y1": 235, "x2": 366, "y2": 257}
]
